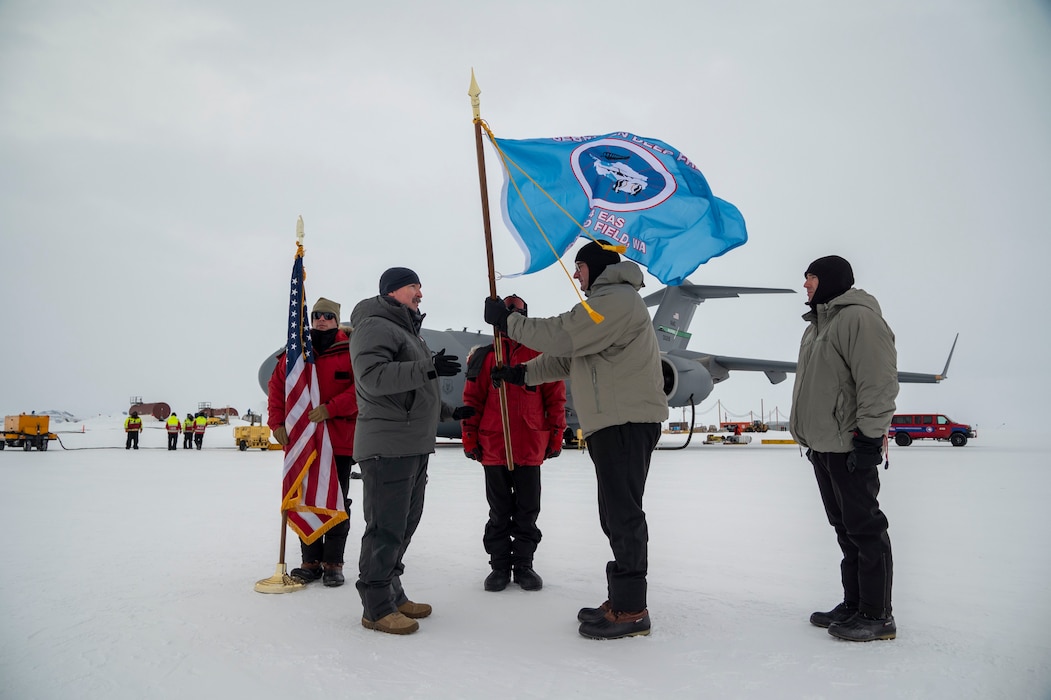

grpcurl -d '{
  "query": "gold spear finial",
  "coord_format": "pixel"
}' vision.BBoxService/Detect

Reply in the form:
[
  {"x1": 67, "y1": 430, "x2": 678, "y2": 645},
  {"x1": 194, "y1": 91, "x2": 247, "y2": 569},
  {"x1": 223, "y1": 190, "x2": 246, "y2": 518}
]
[
  {"x1": 296, "y1": 215, "x2": 304, "y2": 246},
  {"x1": 469, "y1": 68, "x2": 481, "y2": 121}
]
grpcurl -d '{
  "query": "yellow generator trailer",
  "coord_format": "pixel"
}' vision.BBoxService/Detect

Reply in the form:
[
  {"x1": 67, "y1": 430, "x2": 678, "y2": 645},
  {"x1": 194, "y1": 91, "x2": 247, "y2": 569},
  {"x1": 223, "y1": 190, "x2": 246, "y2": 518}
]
[
  {"x1": 3, "y1": 414, "x2": 58, "y2": 451},
  {"x1": 233, "y1": 425, "x2": 282, "y2": 451}
]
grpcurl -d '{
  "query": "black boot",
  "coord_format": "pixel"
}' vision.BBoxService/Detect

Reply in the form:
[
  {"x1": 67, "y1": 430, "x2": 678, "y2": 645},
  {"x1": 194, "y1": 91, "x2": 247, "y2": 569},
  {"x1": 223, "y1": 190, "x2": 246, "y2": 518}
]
[
  {"x1": 289, "y1": 561, "x2": 322, "y2": 583},
  {"x1": 577, "y1": 600, "x2": 611, "y2": 623},
  {"x1": 484, "y1": 568, "x2": 511, "y2": 592},
  {"x1": 810, "y1": 602, "x2": 858, "y2": 628},
  {"x1": 828, "y1": 612, "x2": 896, "y2": 641},
  {"x1": 512, "y1": 565, "x2": 543, "y2": 591},
  {"x1": 578, "y1": 608, "x2": 651, "y2": 640},
  {"x1": 322, "y1": 563, "x2": 345, "y2": 588}
]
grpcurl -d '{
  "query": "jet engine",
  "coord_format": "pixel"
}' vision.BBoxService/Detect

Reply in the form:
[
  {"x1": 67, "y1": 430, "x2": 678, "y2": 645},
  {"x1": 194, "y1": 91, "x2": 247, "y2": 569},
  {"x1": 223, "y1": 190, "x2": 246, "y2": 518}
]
[
  {"x1": 258, "y1": 348, "x2": 283, "y2": 394},
  {"x1": 660, "y1": 354, "x2": 715, "y2": 407}
]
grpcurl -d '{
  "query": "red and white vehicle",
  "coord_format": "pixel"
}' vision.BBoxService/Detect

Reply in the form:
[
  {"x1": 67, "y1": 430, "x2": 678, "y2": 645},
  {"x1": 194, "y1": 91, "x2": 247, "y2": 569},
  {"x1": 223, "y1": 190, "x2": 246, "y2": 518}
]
[{"x1": 889, "y1": 413, "x2": 977, "y2": 447}]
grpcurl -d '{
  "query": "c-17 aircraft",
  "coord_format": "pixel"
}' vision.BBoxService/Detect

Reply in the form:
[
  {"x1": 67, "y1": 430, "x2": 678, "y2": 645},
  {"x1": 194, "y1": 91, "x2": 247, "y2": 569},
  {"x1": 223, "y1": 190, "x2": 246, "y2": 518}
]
[{"x1": 257, "y1": 282, "x2": 955, "y2": 444}]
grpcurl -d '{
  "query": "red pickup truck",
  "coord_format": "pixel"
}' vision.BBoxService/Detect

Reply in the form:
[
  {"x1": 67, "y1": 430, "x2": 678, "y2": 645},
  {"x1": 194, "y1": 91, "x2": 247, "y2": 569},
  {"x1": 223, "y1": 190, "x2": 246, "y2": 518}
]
[{"x1": 889, "y1": 413, "x2": 977, "y2": 447}]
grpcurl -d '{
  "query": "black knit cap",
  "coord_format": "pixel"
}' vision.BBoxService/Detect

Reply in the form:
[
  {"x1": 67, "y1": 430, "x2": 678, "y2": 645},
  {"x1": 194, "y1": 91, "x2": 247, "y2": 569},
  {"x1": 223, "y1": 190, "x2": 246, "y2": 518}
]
[
  {"x1": 805, "y1": 255, "x2": 854, "y2": 305},
  {"x1": 379, "y1": 267, "x2": 421, "y2": 295},
  {"x1": 575, "y1": 241, "x2": 621, "y2": 286}
]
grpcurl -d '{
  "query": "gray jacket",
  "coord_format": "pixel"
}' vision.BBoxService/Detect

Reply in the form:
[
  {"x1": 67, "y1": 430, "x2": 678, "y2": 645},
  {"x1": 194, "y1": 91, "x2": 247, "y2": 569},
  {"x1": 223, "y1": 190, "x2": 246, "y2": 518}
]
[
  {"x1": 789, "y1": 288, "x2": 898, "y2": 452},
  {"x1": 507, "y1": 261, "x2": 669, "y2": 438},
  {"x1": 349, "y1": 295, "x2": 451, "y2": 460}
]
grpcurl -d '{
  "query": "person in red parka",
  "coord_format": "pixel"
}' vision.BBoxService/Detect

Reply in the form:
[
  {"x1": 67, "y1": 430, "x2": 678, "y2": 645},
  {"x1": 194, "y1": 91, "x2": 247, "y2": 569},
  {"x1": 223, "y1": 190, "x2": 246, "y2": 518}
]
[
  {"x1": 462, "y1": 294, "x2": 567, "y2": 593},
  {"x1": 267, "y1": 297, "x2": 358, "y2": 588}
]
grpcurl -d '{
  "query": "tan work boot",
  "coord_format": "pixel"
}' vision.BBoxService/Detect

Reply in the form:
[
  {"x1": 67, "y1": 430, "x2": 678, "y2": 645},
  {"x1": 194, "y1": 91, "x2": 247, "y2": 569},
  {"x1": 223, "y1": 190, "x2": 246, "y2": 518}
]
[
  {"x1": 397, "y1": 600, "x2": 432, "y2": 619},
  {"x1": 361, "y1": 611, "x2": 419, "y2": 635}
]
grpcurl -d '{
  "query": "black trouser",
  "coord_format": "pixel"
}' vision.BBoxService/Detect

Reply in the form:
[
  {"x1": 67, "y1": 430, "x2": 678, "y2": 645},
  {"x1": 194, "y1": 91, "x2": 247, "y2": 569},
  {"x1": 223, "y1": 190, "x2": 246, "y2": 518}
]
[
  {"x1": 183, "y1": 432, "x2": 193, "y2": 449},
  {"x1": 125, "y1": 431, "x2": 139, "y2": 449},
  {"x1": 300, "y1": 455, "x2": 353, "y2": 564},
  {"x1": 482, "y1": 464, "x2": 542, "y2": 570},
  {"x1": 167, "y1": 433, "x2": 179, "y2": 450},
  {"x1": 586, "y1": 422, "x2": 660, "y2": 613},
  {"x1": 356, "y1": 454, "x2": 428, "y2": 621},
  {"x1": 194, "y1": 432, "x2": 203, "y2": 449},
  {"x1": 809, "y1": 450, "x2": 893, "y2": 618}
]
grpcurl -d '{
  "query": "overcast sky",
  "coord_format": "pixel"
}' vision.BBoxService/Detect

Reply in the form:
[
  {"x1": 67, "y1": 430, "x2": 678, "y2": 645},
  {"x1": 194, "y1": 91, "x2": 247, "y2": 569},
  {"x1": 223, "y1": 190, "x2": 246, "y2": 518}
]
[{"x1": 2, "y1": 0, "x2": 1049, "y2": 429}]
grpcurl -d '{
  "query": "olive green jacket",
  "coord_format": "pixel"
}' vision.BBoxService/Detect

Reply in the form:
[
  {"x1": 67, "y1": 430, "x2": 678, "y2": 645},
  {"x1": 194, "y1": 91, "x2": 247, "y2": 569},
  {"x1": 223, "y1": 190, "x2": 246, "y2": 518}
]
[
  {"x1": 507, "y1": 261, "x2": 668, "y2": 438},
  {"x1": 790, "y1": 288, "x2": 898, "y2": 452}
]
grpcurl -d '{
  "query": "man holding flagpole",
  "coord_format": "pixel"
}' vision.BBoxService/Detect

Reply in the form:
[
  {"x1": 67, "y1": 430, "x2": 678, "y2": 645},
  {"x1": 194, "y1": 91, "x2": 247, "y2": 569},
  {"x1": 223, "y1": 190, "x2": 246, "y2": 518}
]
[
  {"x1": 268, "y1": 297, "x2": 358, "y2": 587},
  {"x1": 484, "y1": 241, "x2": 668, "y2": 640},
  {"x1": 350, "y1": 266, "x2": 474, "y2": 635},
  {"x1": 269, "y1": 246, "x2": 349, "y2": 593}
]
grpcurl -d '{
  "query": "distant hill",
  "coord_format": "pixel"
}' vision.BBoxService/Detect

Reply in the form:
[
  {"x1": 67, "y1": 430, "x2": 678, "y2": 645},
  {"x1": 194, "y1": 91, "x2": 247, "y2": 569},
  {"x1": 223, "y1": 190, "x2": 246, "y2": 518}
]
[{"x1": 35, "y1": 410, "x2": 81, "y2": 423}]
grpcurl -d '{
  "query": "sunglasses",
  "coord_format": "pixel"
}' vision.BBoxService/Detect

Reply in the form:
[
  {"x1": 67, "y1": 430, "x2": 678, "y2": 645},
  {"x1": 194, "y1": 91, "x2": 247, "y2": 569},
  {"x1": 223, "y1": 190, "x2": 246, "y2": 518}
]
[{"x1": 312, "y1": 312, "x2": 337, "y2": 321}]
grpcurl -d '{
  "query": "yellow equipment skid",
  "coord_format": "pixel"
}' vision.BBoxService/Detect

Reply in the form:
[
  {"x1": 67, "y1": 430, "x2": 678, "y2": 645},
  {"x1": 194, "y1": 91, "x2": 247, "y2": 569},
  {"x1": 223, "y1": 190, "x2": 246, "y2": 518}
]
[
  {"x1": 233, "y1": 425, "x2": 282, "y2": 451},
  {"x1": 3, "y1": 414, "x2": 58, "y2": 451}
]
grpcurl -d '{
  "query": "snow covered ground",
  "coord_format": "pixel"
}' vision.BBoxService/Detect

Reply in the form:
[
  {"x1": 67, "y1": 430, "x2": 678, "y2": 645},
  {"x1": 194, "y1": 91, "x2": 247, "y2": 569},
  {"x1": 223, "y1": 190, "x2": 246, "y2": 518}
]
[{"x1": 2, "y1": 416, "x2": 1049, "y2": 699}]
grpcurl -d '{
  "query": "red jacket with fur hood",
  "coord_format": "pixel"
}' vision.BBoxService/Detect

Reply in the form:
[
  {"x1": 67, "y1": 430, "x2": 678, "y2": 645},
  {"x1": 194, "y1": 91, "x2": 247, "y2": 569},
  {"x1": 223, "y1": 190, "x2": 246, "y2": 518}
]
[
  {"x1": 267, "y1": 329, "x2": 357, "y2": 457},
  {"x1": 461, "y1": 337, "x2": 566, "y2": 467}
]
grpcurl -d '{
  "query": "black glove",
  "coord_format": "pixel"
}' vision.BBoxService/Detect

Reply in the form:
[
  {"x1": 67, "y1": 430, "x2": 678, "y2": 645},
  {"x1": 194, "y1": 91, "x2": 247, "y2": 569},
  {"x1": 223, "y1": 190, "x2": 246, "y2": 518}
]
[
  {"x1": 464, "y1": 447, "x2": 482, "y2": 461},
  {"x1": 490, "y1": 363, "x2": 526, "y2": 387},
  {"x1": 451, "y1": 406, "x2": 476, "y2": 421},
  {"x1": 545, "y1": 447, "x2": 561, "y2": 460},
  {"x1": 484, "y1": 297, "x2": 512, "y2": 334},
  {"x1": 432, "y1": 349, "x2": 462, "y2": 377},
  {"x1": 846, "y1": 431, "x2": 883, "y2": 472}
]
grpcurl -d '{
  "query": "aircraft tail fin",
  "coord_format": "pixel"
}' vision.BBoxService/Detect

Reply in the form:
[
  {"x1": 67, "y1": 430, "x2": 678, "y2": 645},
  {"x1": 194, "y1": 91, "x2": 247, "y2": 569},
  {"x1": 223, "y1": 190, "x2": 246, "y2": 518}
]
[{"x1": 645, "y1": 282, "x2": 794, "y2": 352}]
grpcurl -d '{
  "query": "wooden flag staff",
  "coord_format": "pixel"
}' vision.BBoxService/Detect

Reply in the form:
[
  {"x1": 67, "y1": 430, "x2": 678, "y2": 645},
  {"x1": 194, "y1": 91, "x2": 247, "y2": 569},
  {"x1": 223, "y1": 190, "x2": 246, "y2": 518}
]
[{"x1": 469, "y1": 70, "x2": 515, "y2": 472}]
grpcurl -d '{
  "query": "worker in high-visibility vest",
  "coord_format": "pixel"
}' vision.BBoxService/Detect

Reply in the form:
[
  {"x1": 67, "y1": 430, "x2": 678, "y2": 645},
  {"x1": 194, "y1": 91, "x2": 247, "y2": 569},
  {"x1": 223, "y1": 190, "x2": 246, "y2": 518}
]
[
  {"x1": 165, "y1": 412, "x2": 182, "y2": 451},
  {"x1": 124, "y1": 411, "x2": 143, "y2": 450},
  {"x1": 193, "y1": 413, "x2": 208, "y2": 450},
  {"x1": 182, "y1": 413, "x2": 194, "y2": 449}
]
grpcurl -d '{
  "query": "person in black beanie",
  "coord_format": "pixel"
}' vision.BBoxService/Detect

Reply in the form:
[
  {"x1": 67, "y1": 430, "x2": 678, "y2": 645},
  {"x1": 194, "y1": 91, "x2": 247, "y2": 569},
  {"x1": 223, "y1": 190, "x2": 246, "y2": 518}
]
[
  {"x1": 378, "y1": 267, "x2": 421, "y2": 296},
  {"x1": 803, "y1": 255, "x2": 855, "y2": 307},
  {"x1": 572, "y1": 241, "x2": 622, "y2": 293},
  {"x1": 789, "y1": 254, "x2": 900, "y2": 642},
  {"x1": 349, "y1": 267, "x2": 475, "y2": 635},
  {"x1": 483, "y1": 240, "x2": 668, "y2": 640}
]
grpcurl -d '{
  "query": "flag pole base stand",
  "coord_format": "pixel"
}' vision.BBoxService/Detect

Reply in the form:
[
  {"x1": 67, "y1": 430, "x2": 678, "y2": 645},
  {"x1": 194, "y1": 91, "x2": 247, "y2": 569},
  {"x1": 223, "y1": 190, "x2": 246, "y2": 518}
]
[{"x1": 254, "y1": 564, "x2": 306, "y2": 594}]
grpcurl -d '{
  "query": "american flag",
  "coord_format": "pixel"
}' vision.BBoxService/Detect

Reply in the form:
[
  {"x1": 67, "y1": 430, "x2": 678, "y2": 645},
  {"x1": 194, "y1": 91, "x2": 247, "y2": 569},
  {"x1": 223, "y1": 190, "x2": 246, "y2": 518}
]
[{"x1": 280, "y1": 247, "x2": 347, "y2": 544}]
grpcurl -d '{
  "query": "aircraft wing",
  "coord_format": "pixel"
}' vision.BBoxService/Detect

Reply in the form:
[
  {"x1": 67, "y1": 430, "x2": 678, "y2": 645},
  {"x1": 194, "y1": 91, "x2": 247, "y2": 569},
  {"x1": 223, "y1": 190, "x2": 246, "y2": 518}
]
[
  {"x1": 705, "y1": 354, "x2": 796, "y2": 385},
  {"x1": 662, "y1": 349, "x2": 795, "y2": 386},
  {"x1": 642, "y1": 283, "x2": 796, "y2": 307},
  {"x1": 679, "y1": 341, "x2": 956, "y2": 387},
  {"x1": 895, "y1": 371, "x2": 946, "y2": 384}
]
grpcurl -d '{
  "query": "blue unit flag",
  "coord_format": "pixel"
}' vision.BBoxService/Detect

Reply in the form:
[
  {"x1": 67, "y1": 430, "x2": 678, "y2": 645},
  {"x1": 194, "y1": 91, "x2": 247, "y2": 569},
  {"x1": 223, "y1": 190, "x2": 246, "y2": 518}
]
[{"x1": 493, "y1": 132, "x2": 748, "y2": 286}]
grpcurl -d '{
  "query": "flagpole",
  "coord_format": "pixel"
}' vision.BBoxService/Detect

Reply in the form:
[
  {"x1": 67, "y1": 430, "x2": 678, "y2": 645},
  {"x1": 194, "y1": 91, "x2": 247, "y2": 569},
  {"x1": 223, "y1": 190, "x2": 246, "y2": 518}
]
[
  {"x1": 255, "y1": 217, "x2": 311, "y2": 594},
  {"x1": 469, "y1": 70, "x2": 515, "y2": 472},
  {"x1": 254, "y1": 511, "x2": 303, "y2": 593}
]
